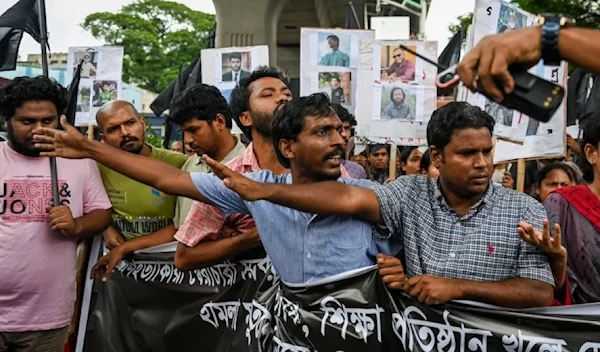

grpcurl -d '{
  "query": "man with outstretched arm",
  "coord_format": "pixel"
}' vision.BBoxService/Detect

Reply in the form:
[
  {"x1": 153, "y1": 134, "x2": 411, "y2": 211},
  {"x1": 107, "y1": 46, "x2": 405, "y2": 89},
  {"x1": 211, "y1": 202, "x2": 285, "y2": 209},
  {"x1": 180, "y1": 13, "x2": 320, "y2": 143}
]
[
  {"x1": 32, "y1": 93, "x2": 400, "y2": 285},
  {"x1": 198, "y1": 102, "x2": 557, "y2": 309}
]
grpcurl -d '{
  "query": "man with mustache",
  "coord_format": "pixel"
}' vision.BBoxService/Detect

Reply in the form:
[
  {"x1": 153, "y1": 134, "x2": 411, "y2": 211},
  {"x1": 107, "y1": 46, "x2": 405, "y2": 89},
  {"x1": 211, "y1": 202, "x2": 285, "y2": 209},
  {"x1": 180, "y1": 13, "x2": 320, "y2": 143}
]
[
  {"x1": 196, "y1": 102, "x2": 556, "y2": 308},
  {"x1": 383, "y1": 87, "x2": 415, "y2": 120},
  {"x1": 33, "y1": 93, "x2": 401, "y2": 284},
  {"x1": 91, "y1": 85, "x2": 249, "y2": 281},
  {"x1": 94, "y1": 101, "x2": 186, "y2": 250}
]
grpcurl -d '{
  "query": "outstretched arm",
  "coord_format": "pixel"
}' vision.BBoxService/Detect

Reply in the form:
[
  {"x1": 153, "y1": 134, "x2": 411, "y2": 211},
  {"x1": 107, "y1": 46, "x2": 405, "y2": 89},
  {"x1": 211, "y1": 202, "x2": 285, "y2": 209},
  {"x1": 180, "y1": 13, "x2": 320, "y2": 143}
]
[{"x1": 202, "y1": 155, "x2": 383, "y2": 223}]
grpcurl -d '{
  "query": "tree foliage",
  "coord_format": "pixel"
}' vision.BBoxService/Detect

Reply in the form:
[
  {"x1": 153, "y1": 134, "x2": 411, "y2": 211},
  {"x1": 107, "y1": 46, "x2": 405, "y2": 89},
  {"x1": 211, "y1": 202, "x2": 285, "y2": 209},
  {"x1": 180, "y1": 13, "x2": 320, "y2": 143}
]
[
  {"x1": 82, "y1": 0, "x2": 215, "y2": 93},
  {"x1": 448, "y1": 13, "x2": 473, "y2": 36}
]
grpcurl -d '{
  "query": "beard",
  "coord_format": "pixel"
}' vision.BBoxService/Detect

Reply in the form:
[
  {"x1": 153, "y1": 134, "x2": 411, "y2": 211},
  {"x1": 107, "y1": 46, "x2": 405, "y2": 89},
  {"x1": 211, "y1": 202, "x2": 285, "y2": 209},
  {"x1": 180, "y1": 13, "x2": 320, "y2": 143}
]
[
  {"x1": 7, "y1": 123, "x2": 40, "y2": 157},
  {"x1": 119, "y1": 136, "x2": 144, "y2": 154},
  {"x1": 250, "y1": 110, "x2": 274, "y2": 138}
]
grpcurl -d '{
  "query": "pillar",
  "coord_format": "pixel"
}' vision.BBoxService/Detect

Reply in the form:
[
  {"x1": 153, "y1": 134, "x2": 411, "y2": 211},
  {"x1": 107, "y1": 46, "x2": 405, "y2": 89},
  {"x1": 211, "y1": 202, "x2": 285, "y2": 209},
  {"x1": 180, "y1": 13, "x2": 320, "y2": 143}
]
[{"x1": 212, "y1": 0, "x2": 291, "y2": 66}]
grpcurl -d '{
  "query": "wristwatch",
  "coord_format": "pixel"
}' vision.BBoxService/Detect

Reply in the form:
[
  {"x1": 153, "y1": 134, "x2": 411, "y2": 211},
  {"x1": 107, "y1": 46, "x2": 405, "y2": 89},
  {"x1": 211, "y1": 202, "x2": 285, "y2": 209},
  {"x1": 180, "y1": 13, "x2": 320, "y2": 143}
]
[{"x1": 537, "y1": 14, "x2": 574, "y2": 66}]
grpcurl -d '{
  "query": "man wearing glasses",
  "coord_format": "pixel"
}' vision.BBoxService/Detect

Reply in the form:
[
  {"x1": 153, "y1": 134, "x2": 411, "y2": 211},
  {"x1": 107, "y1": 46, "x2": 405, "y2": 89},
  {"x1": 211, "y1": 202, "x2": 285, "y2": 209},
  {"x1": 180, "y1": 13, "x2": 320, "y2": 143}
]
[{"x1": 381, "y1": 47, "x2": 416, "y2": 82}]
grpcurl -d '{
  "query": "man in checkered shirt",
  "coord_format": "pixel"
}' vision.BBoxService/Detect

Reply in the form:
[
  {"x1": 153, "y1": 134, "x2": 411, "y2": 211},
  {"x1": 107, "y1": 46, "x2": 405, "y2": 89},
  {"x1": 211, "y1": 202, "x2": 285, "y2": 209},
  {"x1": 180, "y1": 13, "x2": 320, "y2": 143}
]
[{"x1": 205, "y1": 102, "x2": 555, "y2": 308}]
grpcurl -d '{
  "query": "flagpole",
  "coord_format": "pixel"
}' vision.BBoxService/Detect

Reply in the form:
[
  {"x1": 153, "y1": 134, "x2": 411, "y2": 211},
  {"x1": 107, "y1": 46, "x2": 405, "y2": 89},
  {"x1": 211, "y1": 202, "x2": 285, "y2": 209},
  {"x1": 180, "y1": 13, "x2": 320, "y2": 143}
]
[{"x1": 36, "y1": 0, "x2": 60, "y2": 206}]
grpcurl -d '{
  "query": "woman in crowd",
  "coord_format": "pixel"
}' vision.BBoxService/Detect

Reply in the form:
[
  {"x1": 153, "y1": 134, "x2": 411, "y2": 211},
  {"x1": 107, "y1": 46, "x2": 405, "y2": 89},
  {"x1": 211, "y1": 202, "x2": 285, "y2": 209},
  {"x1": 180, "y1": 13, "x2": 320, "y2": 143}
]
[
  {"x1": 534, "y1": 162, "x2": 576, "y2": 203},
  {"x1": 543, "y1": 117, "x2": 600, "y2": 303},
  {"x1": 418, "y1": 150, "x2": 439, "y2": 178},
  {"x1": 399, "y1": 146, "x2": 423, "y2": 175}
]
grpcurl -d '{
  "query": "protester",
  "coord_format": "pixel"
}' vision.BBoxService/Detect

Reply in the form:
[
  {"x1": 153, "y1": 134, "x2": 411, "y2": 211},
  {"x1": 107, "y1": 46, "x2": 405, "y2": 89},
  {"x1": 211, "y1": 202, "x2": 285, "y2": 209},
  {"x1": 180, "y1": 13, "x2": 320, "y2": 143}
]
[
  {"x1": 0, "y1": 76, "x2": 112, "y2": 349},
  {"x1": 94, "y1": 101, "x2": 186, "y2": 250},
  {"x1": 332, "y1": 103, "x2": 366, "y2": 179},
  {"x1": 91, "y1": 85, "x2": 248, "y2": 281},
  {"x1": 170, "y1": 141, "x2": 184, "y2": 153},
  {"x1": 32, "y1": 93, "x2": 400, "y2": 285},
  {"x1": 400, "y1": 146, "x2": 423, "y2": 175},
  {"x1": 368, "y1": 144, "x2": 390, "y2": 184},
  {"x1": 350, "y1": 150, "x2": 368, "y2": 170},
  {"x1": 419, "y1": 150, "x2": 439, "y2": 178},
  {"x1": 543, "y1": 115, "x2": 600, "y2": 303},
  {"x1": 202, "y1": 102, "x2": 556, "y2": 308},
  {"x1": 172, "y1": 67, "x2": 292, "y2": 271},
  {"x1": 534, "y1": 162, "x2": 576, "y2": 203}
]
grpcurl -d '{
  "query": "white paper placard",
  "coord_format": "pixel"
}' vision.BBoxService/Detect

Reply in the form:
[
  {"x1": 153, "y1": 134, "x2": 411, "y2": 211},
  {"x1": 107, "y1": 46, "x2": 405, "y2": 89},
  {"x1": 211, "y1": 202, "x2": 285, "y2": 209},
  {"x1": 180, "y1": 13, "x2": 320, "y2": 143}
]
[
  {"x1": 66, "y1": 46, "x2": 124, "y2": 126},
  {"x1": 468, "y1": 0, "x2": 567, "y2": 160},
  {"x1": 354, "y1": 40, "x2": 438, "y2": 146},
  {"x1": 300, "y1": 28, "x2": 375, "y2": 115},
  {"x1": 201, "y1": 45, "x2": 270, "y2": 134}
]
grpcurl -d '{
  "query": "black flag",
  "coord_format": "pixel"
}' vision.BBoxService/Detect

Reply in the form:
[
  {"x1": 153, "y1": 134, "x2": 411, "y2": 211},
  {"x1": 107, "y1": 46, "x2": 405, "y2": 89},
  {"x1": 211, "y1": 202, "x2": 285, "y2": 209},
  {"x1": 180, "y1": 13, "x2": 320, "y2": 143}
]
[
  {"x1": 162, "y1": 66, "x2": 184, "y2": 148},
  {"x1": 0, "y1": 0, "x2": 42, "y2": 71},
  {"x1": 345, "y1": 1, "x2": 361, "y2": 29},
  {"x1": 64, "y1": 59, "x2": 83, "y2": 126},
  {"x1": 437, "y1": 31, "x2": 462, "y2": 96}
]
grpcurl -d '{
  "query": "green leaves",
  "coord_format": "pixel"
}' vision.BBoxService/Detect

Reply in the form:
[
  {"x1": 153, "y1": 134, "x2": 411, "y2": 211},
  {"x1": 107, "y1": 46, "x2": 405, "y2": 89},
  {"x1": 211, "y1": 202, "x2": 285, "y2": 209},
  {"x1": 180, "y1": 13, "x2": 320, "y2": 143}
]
[{"x1": 82, "y1": 0, "x2": 215, "y2": 93}]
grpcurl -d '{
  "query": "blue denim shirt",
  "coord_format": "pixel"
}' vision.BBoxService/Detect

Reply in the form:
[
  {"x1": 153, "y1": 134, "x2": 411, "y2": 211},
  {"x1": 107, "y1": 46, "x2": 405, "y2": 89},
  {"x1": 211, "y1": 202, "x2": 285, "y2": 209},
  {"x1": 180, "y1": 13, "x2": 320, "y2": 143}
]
[{"x1": 190, "y1": 170, "x2": 401, "y2": 284}]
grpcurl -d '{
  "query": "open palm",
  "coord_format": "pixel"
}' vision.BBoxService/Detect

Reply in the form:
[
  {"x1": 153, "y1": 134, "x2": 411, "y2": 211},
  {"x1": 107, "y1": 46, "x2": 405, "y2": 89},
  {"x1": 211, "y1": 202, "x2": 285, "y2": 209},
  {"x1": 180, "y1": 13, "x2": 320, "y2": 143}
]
[{"x1": 33, "y1": 115, "x2": 90, "y2": 159}]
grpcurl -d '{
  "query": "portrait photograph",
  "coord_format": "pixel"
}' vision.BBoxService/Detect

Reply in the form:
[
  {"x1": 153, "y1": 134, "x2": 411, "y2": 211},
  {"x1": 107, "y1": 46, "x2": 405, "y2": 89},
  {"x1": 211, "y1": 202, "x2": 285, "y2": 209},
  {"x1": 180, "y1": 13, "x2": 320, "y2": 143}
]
[
  {"x1": 318, "y1": 72, "x2": 351, "y2": 105},
  {"x1": 496, "y1": 4, "x2": 527, "y2": 33},
  {"x1": 379, "y1": 85, "x2": 419, "y2": 121},
  {"x1": 221, "y1": 51, "x2": 252, "y2": 82},
  {"x1": 73, "y1": 48, "x2": 98, "y2": 79},
  {"x1": 76, "y1": 83, "x2": 91, "y2": 113},
  {"x1": 92, "y1": 80, "x2": 118, "y2": 107},
  {"x1": 485, "y1": 99, "x2": 514, "y2": 127},
  {"x1": 316, "y1": 32, "x2": 352, "y2": 67},
  {"x1": 379, "y1": 45, "x2": 417, "y2": 82}
]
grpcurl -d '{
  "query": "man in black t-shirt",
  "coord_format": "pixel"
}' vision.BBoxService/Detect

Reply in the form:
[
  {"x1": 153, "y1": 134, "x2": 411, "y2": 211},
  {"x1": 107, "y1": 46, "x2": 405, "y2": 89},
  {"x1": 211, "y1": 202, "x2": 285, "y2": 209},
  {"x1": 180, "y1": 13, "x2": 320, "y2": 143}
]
[{"x1": 330, "y1": 77, "x2": 345, "y2": 104}]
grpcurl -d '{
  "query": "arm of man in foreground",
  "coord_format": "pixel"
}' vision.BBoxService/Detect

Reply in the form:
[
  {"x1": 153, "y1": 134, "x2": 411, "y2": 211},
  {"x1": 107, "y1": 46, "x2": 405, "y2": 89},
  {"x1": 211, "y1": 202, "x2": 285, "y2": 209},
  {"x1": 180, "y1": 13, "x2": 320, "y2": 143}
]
[
  {"x1": 202, "y1": 155, "x2": 383, "y2": 224},
  {"x1": 33, "y1": 116, "x2": 208, "y2": 203}
]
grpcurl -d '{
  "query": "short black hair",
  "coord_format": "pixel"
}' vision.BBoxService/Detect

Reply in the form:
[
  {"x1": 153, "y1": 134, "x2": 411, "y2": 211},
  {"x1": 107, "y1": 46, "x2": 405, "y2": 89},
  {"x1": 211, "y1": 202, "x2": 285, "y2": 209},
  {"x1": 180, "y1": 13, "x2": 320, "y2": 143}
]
[
  {"x1": 331, "y1": 103, "x2": 356, "y2": 126},
  {"x1": 420, "y1": 149, "x2": 432, "y2": 171},
  {"x1": 272, "y1": 93, "x2": 333, "y2": 168},
  {"x1": 229, "y1": 66, "x2": 289, "y2": 140},
  {"x1": 168, "y1": 84, "x2": 232, "y2": 128},
  {"x1": 427, "y1": 102, "x2": 494, "y2": 151},
  {"x1": 578, "y1": 112, "x2": 600, "y2": 182},
  {"x1": 369, "y1": 144, "x2": 389, "y2": 155},
  {"x1": 327, "y1": 35, "x2": 340, "y2": 43},
  {"x1": 0, "y1": 76, "x2": 66, "y2": 120},
  {"x1": 535, "y1": 162, "x2": 576, "y2": 188},
  {"x1": 229, "y1": 52, "x2": 242, "y2": 60}
]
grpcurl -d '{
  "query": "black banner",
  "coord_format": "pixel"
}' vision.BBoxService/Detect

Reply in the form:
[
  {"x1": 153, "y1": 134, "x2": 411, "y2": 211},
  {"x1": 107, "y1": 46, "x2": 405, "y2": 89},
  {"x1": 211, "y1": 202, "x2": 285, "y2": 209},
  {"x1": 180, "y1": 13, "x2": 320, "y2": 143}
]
[{"x1": 81, "y1": 252, "x2": 600, "y2": 352}]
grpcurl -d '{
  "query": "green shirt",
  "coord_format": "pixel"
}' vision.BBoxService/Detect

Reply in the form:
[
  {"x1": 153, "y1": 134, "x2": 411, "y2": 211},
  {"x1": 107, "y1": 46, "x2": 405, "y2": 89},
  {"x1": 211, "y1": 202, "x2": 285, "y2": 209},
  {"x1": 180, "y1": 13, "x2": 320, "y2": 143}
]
[
  {"x1": 99, "y1": 146, "x2": 187, "y2": 240},
  {"x1": 319, "y1": 50, "x2": 350, "y2": 67},
  {"x1": 173, "y1": 138, "x2": 246, "y2": 229}
]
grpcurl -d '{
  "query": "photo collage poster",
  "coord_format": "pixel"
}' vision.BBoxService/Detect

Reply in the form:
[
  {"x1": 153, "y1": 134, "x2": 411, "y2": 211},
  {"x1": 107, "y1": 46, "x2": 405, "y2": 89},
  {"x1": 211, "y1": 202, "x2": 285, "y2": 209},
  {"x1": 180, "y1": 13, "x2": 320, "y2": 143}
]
[
  {"x1": 66, "y1": 46, "x2": 124, "y2": 126},
  {"x1": 201, "y1": 45, "x2": 269, "y2": 134},
  {"x1": 300, "y1": 28, "x2": 375, "y2": 115},
  {"x1": 469, "y1": 0, "x2": 567, "y2": 161},
  {"x1": 354, "y1": 40, "x2": 438, "y2": 146}
]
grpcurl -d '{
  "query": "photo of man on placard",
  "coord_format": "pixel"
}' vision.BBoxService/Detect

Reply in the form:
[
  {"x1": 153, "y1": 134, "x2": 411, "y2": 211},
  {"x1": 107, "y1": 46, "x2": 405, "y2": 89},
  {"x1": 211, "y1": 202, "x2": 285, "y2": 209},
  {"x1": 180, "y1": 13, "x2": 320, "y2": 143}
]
[{"x1": 221, "y1": 52, "x2": 251, "y2": 83}]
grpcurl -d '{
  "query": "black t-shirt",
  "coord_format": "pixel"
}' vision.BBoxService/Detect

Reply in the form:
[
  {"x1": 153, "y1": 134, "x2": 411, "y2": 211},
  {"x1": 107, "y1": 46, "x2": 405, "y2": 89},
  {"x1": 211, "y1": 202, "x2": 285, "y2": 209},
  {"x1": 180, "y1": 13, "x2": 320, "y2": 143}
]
[{"x1": 331, "y1": 87, "x2": 345, "y2": 104}]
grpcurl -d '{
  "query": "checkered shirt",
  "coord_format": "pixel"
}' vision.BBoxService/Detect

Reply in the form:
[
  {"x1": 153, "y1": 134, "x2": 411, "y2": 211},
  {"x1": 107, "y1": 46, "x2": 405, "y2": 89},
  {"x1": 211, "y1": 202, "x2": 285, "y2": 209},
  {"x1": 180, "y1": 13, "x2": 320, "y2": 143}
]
[
  {"x1": 175, "y1": 143, "x2": 351, "y2": 247},
  {"x1": 371, "y1": 175, "x2": 555, "y2": 286}
]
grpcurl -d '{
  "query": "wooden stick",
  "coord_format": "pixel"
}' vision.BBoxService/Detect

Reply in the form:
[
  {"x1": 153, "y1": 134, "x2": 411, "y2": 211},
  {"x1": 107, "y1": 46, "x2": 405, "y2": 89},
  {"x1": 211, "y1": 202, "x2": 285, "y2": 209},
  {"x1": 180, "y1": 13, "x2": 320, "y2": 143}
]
[
  {"x1": 516, "y1": 159, "x2": 526, "y2": 193},
  {"x1": 87, "y1": 125, "x2": 94, "y2": 140},
  {"x1": 388, "y1": 143, "x2": 397, "y2": 180}
]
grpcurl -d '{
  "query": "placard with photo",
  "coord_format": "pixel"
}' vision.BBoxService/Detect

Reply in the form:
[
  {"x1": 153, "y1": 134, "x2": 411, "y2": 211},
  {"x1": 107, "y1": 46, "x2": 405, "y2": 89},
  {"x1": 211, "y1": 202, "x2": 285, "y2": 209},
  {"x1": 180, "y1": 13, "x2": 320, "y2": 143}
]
[
  {"x1": 66, "y1": 46, "x2": 124, "y2": 126},
  {"x1": 201, "y1": 45, "x2": 270, "y2": 134},
  {"x1": 371, "y1": 41, "x2": 437, "y2": 84}
]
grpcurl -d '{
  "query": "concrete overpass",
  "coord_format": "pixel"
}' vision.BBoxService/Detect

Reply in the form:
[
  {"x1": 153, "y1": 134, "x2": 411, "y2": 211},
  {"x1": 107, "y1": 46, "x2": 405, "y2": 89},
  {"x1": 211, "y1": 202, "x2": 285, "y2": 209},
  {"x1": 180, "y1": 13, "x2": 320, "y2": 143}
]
[{"x1": 212, "y1": 0, "x2": 430, "y2": 78}]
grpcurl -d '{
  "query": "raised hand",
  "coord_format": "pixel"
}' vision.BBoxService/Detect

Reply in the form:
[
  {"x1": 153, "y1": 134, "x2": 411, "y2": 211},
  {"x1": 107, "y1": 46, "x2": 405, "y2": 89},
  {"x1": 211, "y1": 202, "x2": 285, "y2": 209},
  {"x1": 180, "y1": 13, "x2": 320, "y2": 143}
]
[
  {"x1": 202, "y1": 154, "x2": 269, "y2": 201},
  {"x1": 33, "y1": 115, "x2": 90, "y2": 159},
  {"x1": 518, "y1": 220, "x2": 566, "y2": 261}
]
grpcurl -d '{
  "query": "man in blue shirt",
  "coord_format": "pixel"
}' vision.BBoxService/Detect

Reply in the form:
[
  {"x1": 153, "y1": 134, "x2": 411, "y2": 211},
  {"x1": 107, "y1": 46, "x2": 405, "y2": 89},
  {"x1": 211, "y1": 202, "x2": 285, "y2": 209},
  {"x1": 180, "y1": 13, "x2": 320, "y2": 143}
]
[{"x1": 32, "y1": 93, "x2": 401, "y2": 285}]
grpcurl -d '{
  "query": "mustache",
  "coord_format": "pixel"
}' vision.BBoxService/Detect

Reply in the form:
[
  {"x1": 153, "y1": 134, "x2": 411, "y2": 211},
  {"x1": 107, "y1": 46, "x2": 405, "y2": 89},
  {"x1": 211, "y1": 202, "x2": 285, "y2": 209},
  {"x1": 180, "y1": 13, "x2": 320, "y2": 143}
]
[
  {"x1": 323, "y1": 147, "x2": 344, "y2": 161},
  {"x1": 119, "y1": 136, "x2": 139, "y2": 148}
]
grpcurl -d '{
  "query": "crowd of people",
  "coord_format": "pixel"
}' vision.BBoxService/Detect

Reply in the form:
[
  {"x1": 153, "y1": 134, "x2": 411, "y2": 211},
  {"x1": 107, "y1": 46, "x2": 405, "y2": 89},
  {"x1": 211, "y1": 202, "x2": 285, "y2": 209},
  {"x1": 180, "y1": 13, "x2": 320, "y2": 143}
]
[{"x1": 1, "y1": 24, "x2": 600, "y2": 351}]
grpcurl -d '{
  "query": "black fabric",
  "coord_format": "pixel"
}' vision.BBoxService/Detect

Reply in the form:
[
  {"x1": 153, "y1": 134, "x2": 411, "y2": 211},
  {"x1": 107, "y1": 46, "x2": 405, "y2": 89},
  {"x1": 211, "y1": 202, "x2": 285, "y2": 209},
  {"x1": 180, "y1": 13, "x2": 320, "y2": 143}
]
[
  {"x1": 437, "y1": 31, "x2": 462, "y2": 96},
  {"x1": 345, "y1": 1, "x2": 361, "y2": 29},
  {"x1": 0, "y1": 0, "x2": 41, "y2": 71},
  {"x1": 64, "y1": 60, "x2": 82, "y2": 126},
  {"x1": 81, "y1": 251, "x2": 600, "y2": 352}
]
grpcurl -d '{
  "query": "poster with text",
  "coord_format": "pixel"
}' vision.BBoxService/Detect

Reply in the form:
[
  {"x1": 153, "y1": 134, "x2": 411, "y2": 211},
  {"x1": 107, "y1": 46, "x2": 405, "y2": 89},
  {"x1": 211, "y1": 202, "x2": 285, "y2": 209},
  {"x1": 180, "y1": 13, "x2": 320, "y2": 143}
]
[
  {"x1": 202, "y1": 46, "x2": 269, "y2": 134},
  {"x1": 469, "y1": 0, "x2": 567, "y2": 159},
  {"x1": 354, "y1": 40, "x2": 437, "y2": 146},
  {"x1": 301, "y1": 28, "x2": 375, "y2": 114},
  {"x1": 66, "y1": 46, "x2": 124, "y2": 126}
]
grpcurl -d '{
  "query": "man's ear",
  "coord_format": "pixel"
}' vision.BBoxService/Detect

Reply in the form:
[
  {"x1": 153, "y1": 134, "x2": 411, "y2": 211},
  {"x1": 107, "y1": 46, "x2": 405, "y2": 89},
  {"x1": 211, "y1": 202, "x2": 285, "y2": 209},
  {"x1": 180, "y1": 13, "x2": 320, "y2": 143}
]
[
  {"x1": 140, "y1": 117, "x2": 147, "y2": 130},
  {"x1": 279, "y1": 139, "x2": 294, "y2": 161},
  {"x1": 239, "y1": 111, "x2": 253, "y2": 129},
  {"x1": 214, "y1": 113, "x2": 228, "y2": 130},
  {"x1": 429, "y1": 146, "x2": 442, "y2": 168}
]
